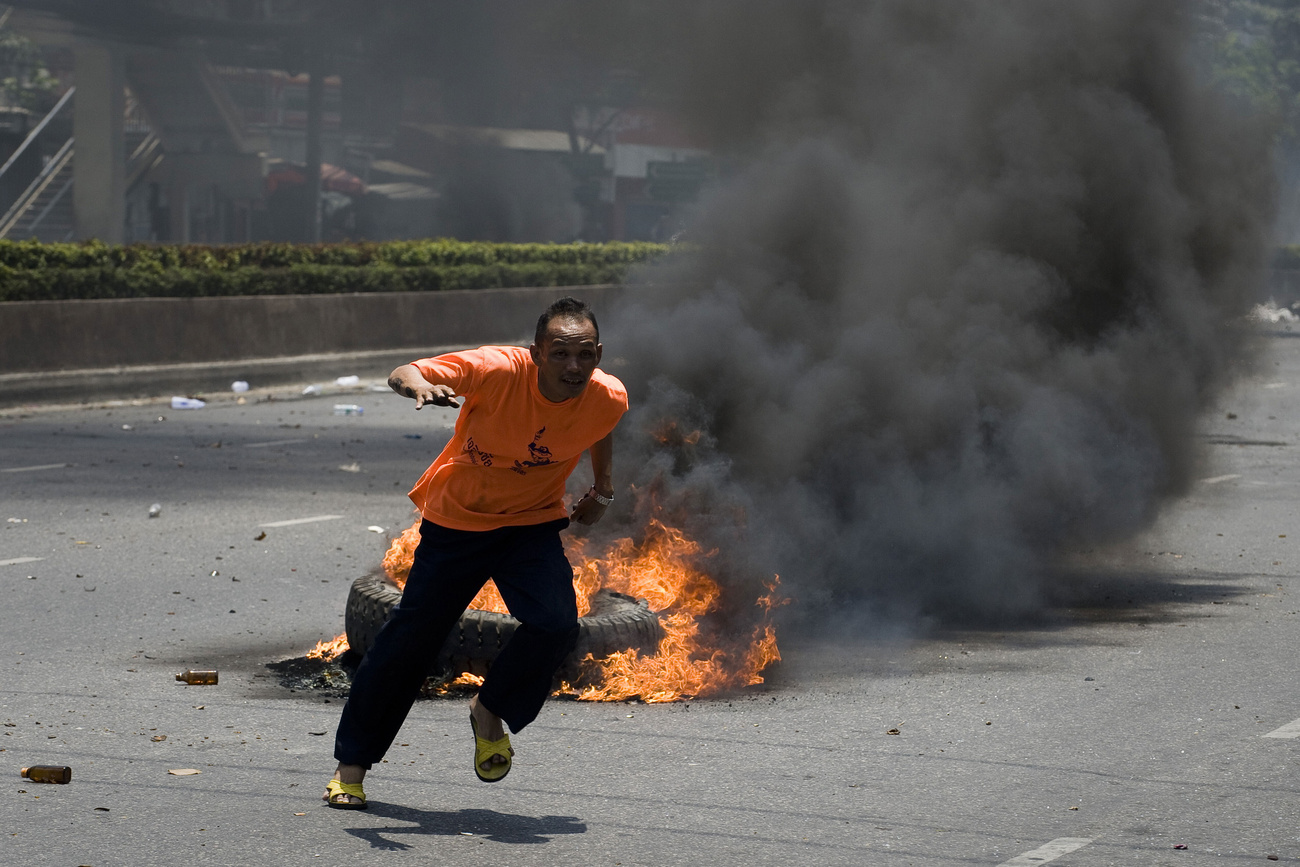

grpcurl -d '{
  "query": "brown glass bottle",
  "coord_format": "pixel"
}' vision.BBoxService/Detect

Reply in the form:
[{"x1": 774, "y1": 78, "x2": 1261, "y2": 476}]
[
  {"x1": 21, "y1": 765, "x2": 71, "y2": 784},
  {"x1": 175, "y1": 669, "x2": 218, "y2": 685}
]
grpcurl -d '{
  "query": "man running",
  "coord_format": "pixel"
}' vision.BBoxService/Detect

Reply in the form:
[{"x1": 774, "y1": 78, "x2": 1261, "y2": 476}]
[{"x1": 324, "y1": 296, "x2": 626, "y2": 809}]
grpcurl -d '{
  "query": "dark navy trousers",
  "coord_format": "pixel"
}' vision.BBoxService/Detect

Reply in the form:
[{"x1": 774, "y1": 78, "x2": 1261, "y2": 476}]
[{"x1": 334, "y1": 518, "x2": 579, "y2": 769}]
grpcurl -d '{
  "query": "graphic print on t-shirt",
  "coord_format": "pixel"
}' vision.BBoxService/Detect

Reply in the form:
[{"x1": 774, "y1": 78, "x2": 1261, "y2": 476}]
[
  {"x1": 511, "y1": 427, "x2": 554, "y2": 475},
  {"x1": 463, "y1": 436, "x2": 494, "y2": 467}
]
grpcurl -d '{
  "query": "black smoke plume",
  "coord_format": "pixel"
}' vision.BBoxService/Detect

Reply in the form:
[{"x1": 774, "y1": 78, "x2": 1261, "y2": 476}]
[{"x1": 595, "y1": 0, "x2": 1276, "y2": 628}]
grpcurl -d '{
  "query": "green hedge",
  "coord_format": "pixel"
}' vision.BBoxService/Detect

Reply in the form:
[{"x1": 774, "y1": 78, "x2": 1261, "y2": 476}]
[{"x1": 0, "y1": 239, "x2": 672, "y2": 301}]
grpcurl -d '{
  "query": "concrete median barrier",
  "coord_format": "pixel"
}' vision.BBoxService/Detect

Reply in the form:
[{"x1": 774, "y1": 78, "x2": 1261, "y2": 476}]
[{"x1": 0, "y1": 284, "x2": 630, "y2": 407}]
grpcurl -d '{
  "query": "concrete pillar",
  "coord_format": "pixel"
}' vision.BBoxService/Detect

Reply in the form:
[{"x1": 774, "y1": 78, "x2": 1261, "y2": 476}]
[
  {"x1": 303, "y1": 66, "x2": 324, "y2": 243},
  {"x1": 73, "y1": 44, "x2": 125, "y2": 243}
]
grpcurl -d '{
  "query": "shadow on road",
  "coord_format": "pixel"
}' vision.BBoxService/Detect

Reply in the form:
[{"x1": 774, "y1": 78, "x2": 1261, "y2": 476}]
[
  {"x1": 343, "y1": 804, "x2": 587, "y2": 849},
  {"x1": 1040, "y1": 566, "x2": 1258, "y2": 628}
]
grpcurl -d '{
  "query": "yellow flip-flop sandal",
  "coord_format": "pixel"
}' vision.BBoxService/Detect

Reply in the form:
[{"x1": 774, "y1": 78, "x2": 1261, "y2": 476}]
[
  {"x1": 470, "y1": 716, "x2": 513, "y2": 783},
  {"x1": 324, "y1": 778, "x2": 368, "y2": 810}
]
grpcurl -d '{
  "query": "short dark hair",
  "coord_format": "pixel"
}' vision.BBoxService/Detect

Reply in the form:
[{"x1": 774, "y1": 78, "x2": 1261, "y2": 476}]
[{"x1": 535, "y1": 296, "x2": 599, "y2": 345}]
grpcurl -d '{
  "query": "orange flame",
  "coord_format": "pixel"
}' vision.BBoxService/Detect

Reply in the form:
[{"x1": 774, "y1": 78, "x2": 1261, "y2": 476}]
[
  {"x1": 314, "y1": 509, "x2": 786, "y2": 701},
  {"x1": 306, "y1": 633, "x2": 350, "y2": 661},
  {"x1": 653, "y1": 420, "x2": 702, "y2": 446},
  {"x1": 568, "y1": 520, "x2": 785, "y2": 703},
  {"x1": 381, "y1": 521, "x2": 423, "y2": 587},
  {"x1": 383, "y1": 518, "x2": 509, "y2": 613},
  {"x1": 430, "y1": 671, "x2": 486, "y2": 695}
]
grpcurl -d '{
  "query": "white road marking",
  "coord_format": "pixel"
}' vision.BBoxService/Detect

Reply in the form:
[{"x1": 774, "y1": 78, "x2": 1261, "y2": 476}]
[
  {"x1": 258, "y1": 515, "x2": 343, "y2": 528},
  {"x1": 1, "y1": 463, "x2": 70, "y2": 473},
  {"x1": 998, "y1": 838, "x2": 1093, "y2": 866},
  {"x1": 243, "y1": 439, "x2": 307, "y2": 449},
  {"x1": 1262, "y1": 718, "x2": 1300, "y2": 738},
  {"x1": 0, "y1": 557, "x2": 43, "y2": 567},
  {"x1": 1200, "y1": 474, "x2": 1241, "y2": 484}
]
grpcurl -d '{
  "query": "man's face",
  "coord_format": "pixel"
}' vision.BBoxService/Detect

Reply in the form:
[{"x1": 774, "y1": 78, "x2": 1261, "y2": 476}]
[{"x1": 530, "y1": 315, "x2": 602, "y2": 402}]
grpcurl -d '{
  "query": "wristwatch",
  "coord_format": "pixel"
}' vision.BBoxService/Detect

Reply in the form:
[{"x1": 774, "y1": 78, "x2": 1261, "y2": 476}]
[{"x1": 589, "y1": 486, "x2": 613, "y2": 506}]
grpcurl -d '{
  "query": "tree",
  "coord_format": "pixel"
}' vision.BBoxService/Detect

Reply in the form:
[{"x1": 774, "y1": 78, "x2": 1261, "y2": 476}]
[
  {"x1": 1201, "y1": 0, "x2": 1300, "y2": 240},
  {"x1": 0, "y1": 25, "x2": 60, "y2": 114}
]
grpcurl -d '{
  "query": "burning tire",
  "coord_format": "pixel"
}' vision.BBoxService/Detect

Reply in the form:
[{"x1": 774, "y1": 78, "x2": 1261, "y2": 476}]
[{"x1": 344, "y1": 571, "x2": 664, "y2": 681}]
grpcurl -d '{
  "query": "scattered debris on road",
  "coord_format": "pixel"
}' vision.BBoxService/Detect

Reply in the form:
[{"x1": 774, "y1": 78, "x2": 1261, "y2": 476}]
[
  {"x1": 20, "y1": 766, "x2": 70, "y2": 783},
  {"x1": 176, "y1": 669, "x2": 219, "y2": 685}
]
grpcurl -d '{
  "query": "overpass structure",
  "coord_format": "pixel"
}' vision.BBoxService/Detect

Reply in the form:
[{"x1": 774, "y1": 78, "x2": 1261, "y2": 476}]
[
  {"x1": 0, "y1": 3, "x2": 703, "y2": 245},
  {"x1": 1, "y1": 1, "x2": 368, "y2": 243}
]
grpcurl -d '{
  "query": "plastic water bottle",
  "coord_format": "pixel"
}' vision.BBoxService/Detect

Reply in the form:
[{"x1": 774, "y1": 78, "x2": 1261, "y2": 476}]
[
  {"x1": 333, "y1": 404, "x2": 364, "y2": 416},
  {"x1": 175, "y1": 669, "x2": 218, "y2": 685},
  {"x1": 334, "y1": 375, "x2": 360, "y2": 387},
  {"x1": 170, "y1": 397, "x2": 205, "y2": 410},
  {"x1": 21, "y1": 766, "x2": 71, "y2": 784}
]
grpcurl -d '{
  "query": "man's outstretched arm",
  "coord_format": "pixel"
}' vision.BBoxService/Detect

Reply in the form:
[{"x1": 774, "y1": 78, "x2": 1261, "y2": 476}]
[
  {"x1": 388, "y1": 364, "x2": 460, "y2": 409},
  {"x1": 571, "y1": 431, "x2": 615, "y2": 526}
]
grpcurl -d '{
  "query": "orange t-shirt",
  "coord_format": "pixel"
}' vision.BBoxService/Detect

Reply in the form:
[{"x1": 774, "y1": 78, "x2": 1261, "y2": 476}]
[{"x1": 407, "y1": 345, "x2": 628, "y2": 531}]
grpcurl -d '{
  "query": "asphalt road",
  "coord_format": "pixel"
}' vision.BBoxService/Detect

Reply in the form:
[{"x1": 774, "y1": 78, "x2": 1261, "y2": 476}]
[{"x1": 2, "y1": 340, "x2": 1300, "y2": 867}]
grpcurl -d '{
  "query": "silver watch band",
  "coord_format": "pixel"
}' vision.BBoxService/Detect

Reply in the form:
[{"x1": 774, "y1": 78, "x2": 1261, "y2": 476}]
[{"x1": 589, "y1": 487, "x2": 613, "y2": 506}]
